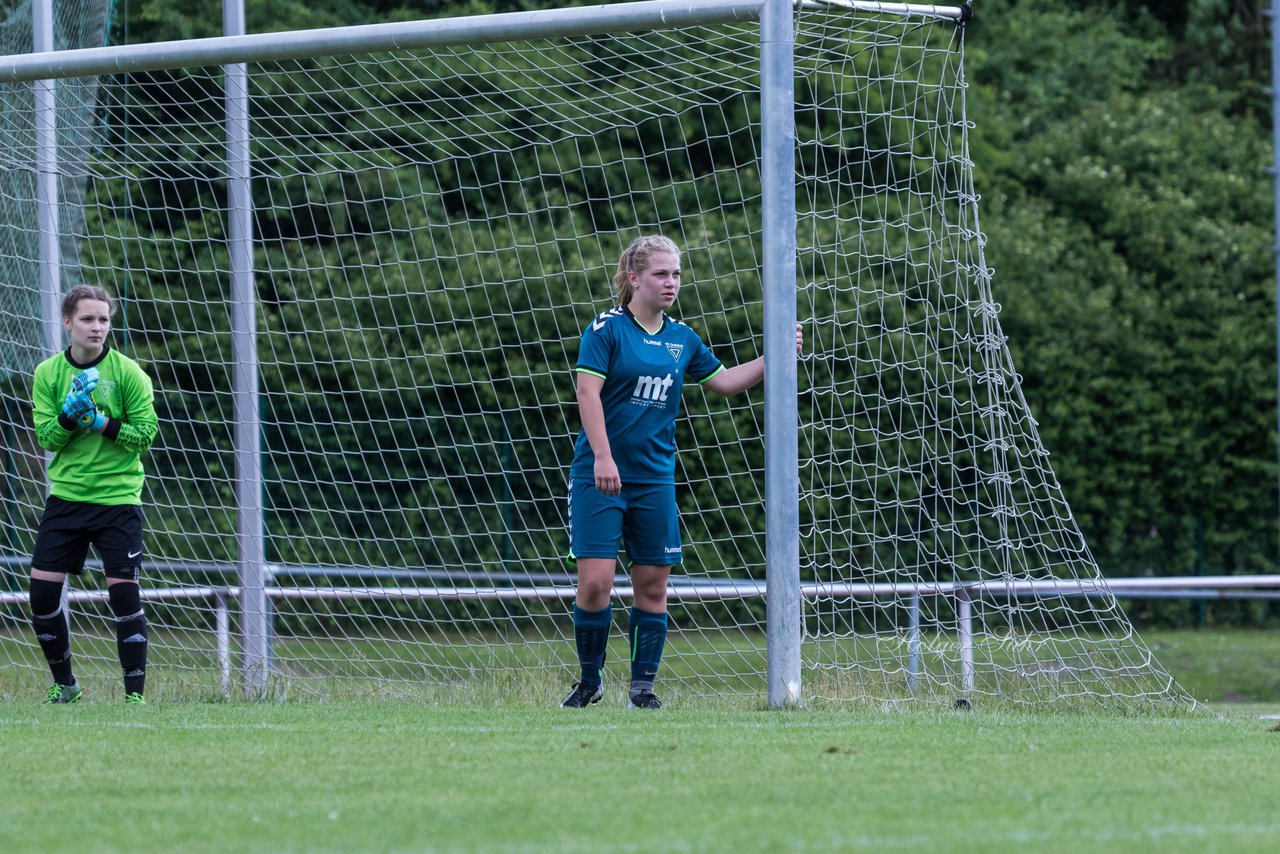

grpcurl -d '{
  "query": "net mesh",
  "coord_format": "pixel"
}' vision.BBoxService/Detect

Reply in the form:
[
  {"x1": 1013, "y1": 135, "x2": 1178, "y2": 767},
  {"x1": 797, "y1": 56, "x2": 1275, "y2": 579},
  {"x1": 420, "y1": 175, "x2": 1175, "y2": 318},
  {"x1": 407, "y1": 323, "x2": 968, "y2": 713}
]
[{"x1": 0, "y1": 3, "x2": 1189, "y2": 709}]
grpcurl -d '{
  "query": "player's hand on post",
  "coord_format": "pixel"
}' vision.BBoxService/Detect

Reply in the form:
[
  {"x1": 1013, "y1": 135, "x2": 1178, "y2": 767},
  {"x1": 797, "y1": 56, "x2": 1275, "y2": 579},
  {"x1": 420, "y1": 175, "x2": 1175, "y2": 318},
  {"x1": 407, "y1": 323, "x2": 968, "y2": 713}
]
[
  {"x1": 795, "y1": 322, "x2": 804, "y2": 354},
  {"x1": 594, "y1": 456, "x2": 622, "y2": 496},
  {"x1": 77, "y1": 407, "x2": 108, "y2": 434}
]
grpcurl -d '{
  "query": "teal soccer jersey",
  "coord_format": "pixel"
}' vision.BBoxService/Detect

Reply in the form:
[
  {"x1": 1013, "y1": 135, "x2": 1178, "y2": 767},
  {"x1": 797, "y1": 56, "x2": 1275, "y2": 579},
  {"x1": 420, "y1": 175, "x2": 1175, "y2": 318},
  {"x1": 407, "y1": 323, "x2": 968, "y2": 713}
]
[{"x1": 570, "y1": 305, "x2": 723, "y2": 484}]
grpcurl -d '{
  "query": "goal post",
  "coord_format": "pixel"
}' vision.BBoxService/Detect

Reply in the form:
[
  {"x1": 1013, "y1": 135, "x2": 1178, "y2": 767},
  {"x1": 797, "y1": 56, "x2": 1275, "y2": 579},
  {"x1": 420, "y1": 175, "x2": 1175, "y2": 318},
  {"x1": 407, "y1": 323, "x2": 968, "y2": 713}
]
[
  {"x1": 761, "y1": 0, "x2": 801, "y2": 707},
  {"x1": 0, "y1": 0, "x2": 1191, "y2": 711}
]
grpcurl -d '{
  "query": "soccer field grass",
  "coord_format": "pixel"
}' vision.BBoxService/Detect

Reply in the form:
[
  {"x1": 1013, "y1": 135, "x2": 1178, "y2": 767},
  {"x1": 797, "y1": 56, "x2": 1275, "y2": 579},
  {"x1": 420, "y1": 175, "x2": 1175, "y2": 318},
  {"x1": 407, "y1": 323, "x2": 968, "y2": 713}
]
[{"x1": 1, "y1": 702, "x2": 1277, "y2": 853}]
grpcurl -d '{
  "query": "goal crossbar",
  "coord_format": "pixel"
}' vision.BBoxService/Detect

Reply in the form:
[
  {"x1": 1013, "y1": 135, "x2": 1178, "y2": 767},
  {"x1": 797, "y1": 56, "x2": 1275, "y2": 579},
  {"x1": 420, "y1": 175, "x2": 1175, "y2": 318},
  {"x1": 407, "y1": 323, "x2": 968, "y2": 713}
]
[{"x1": 0, "y1": 0, "x2": 967, "y2": 84}]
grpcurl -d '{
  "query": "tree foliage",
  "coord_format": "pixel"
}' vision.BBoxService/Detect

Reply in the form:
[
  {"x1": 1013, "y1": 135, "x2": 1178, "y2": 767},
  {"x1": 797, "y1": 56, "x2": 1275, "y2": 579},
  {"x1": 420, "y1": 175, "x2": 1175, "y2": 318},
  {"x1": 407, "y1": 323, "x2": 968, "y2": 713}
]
[
  {"x1": 970, "y1": 0, "x2": 1276, "y2": 625},
  {"x1": 80, "y1": 0, "x2": 1279, "y2": 628}
]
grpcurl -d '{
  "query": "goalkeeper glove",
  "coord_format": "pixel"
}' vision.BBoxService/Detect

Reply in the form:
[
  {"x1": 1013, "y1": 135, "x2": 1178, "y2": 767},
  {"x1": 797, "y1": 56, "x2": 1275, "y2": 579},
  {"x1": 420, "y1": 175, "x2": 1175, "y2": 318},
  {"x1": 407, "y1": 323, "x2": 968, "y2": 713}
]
[
  {"x1": 61, "y1": 368, "x2": 101, "y2": 422},
  {"x1": 77, "y1": 408, "x2": 107, "y2": 434},
  {"x1": 62, "y1": 389, "x2": 96, "y2": 422},
  {"x1": 71, "y1": 367, "x2": 99, "y2": 396}
]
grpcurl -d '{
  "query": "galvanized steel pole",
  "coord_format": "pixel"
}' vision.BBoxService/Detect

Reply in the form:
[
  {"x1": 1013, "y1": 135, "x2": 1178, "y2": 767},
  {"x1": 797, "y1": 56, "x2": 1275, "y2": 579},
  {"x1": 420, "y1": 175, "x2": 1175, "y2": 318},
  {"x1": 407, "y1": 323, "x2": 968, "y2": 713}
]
[
  {"x1": 0, "y1": 0, "x2": 764, "y2": 83},
  {"x1": 225, "y1": 0, "x2": 269, "y2": 694},
  {"x1": 33, "y1": 0, "x2": 60, "y2": 355},
  {"x1": 761, "y1": 0, "x2": 801, "y2": 708}
]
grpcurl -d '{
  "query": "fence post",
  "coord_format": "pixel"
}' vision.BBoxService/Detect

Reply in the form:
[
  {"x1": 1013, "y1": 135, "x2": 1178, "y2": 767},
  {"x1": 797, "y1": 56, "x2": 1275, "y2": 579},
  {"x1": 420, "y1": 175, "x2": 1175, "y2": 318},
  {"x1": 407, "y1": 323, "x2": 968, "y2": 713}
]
[
  {"x1": 908, "y1": 593, "x2": 921, "y2": 690},
  {"x1": 956, "y1": 588, "x2": 974, "y2": 700},
  {"x1": 215, "y1": 590, "x2": 232, "y2": 698}
]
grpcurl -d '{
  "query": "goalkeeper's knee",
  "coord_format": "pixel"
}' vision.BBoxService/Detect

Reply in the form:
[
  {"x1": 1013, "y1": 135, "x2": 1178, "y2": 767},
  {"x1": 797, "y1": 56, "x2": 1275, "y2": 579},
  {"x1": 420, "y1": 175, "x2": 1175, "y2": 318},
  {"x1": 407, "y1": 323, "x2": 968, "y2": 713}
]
[
  {"x1": 108, "y1": 581, "x2": 145, "y2": 622},
  {"x1": 30, "y1": 577, "x2": 64, "y2": 621}
]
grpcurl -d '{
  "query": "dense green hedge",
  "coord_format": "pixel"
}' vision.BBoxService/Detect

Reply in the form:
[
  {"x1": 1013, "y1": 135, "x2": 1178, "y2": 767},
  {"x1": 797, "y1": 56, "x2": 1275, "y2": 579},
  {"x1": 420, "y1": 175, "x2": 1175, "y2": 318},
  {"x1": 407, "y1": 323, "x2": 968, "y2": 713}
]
[
  {"x1": 968, "y1": 1, "x2": 1276, "y2": 625},
  {"x1": 10, "y1": 1, "x2": 1272, "y2": 629}
]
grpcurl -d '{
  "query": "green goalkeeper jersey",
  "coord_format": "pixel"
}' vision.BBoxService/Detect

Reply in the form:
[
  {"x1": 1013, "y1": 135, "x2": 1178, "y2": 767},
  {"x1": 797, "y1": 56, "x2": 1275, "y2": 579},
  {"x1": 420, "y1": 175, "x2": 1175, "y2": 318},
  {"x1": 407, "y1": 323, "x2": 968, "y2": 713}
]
[{"x1": 32, "y1": 345, "x2": 158, "y2": 506}]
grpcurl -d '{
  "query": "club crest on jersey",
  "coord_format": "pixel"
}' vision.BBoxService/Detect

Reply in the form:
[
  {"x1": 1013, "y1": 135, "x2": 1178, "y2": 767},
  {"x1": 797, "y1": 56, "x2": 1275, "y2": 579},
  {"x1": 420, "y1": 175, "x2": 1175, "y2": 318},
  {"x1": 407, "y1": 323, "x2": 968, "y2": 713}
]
[{"x1": 665, "y1": 343, "x2": 684, "y2": 362}]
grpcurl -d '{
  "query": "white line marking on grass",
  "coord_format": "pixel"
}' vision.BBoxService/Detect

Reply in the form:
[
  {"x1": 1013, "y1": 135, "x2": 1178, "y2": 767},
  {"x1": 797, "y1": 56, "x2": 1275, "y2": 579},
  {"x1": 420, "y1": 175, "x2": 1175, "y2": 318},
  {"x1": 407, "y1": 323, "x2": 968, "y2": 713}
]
[
  {"x1": 388, "y1": 822, "x2": 1280, "y2": 854},
  {"x1": 1095, "y1": 822, "x2": 1280, "y2": 842},
  {"x1": 415, "y1": 841, "x2": 701, "y2": 854},
  {"x1": 0, "y1": 717, "x2": 330, "y2": 733},
  {"x1": 836, "y1": 822, "x2": 1280, "y2": 850}
]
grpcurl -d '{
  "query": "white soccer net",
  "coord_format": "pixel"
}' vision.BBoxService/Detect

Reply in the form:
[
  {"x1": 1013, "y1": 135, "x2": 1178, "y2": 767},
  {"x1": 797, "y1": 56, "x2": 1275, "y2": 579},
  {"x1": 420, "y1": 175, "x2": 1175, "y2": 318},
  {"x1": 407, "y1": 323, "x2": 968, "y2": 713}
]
[{"x1": 0, "y1": 2, "x2": 1189, "y2": 709}]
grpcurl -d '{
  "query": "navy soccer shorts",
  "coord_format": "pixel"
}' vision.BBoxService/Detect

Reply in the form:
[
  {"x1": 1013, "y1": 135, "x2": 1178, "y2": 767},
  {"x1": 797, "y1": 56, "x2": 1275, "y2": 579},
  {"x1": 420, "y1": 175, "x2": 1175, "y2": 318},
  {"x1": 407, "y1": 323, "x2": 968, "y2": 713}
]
[{"x1": 568, "y1": 480, "x2": 682, "y2": 567}]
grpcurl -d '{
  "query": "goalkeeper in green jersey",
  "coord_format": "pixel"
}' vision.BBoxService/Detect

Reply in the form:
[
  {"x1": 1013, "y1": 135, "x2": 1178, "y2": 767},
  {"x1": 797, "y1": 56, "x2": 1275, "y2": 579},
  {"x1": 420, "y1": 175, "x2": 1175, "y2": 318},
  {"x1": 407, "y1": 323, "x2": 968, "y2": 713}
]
[{"x1": 28, "y1": 285, "x2": 158, "y2": 704}]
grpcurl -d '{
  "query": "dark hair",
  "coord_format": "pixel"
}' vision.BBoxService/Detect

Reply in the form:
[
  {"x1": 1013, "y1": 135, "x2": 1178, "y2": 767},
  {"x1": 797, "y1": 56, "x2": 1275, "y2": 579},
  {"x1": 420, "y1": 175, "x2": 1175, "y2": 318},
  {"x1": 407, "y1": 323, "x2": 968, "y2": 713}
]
[
  {"x1": 612, "y1": 235, "x2": 680, "y2": 306},
  {"x1": 61, "y1": 284, "x2": 116, "y2": 319}
]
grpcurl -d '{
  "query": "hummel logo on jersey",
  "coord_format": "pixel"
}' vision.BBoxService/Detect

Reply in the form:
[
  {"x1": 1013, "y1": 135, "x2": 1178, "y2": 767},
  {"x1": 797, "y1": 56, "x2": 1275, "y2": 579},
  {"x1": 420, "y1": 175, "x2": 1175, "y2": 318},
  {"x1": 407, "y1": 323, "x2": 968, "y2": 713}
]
[
  {"x1": 632, "y1": 374, "x2": 674, "y2": 403},
  {"x1": 665, "y1": 343, "x2": 684, "y2": 362}
]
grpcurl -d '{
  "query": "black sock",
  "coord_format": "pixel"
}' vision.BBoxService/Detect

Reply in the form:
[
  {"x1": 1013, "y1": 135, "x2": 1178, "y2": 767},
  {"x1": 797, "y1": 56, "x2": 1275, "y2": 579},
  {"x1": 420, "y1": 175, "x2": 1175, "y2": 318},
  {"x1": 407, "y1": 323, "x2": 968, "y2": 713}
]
[
  {"x1": 30, "y1": 578, "x2": 74, "y2": 685},
  {"x1": 628, "y1": 607, "x2": 668, "y2": 696},
  {"x1": 109, "y1": 583, "x2": 148, "y2": 696},
  {"x1": 573, "y1": 603, "x2": 612, "y2": 686}
]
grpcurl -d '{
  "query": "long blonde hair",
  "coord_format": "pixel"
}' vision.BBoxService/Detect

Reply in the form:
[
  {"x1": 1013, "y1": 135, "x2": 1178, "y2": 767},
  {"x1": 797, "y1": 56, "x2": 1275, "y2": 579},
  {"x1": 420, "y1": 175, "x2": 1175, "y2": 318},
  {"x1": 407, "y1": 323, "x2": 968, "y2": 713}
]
[{"x1": 612, "y1": 235, "x2": 680, "y2": 306}]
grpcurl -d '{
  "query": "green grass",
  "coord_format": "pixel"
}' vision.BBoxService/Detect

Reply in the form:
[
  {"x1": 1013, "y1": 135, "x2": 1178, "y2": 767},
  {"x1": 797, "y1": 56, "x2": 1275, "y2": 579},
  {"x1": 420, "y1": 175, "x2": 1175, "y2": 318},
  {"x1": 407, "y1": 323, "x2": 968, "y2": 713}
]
[
  {"x1": 1141, "y1": 629, "x2": 1280, "y2": 707},
  {"x1": 0, "y1": 703, "x2": 1277, "y2": 853},
  {"x1": 8, "y1": 624, "x2": 1274, "y2": 709},
  {"x1": 0, "y1": 628, "x2": 1277, "y2": 851}
]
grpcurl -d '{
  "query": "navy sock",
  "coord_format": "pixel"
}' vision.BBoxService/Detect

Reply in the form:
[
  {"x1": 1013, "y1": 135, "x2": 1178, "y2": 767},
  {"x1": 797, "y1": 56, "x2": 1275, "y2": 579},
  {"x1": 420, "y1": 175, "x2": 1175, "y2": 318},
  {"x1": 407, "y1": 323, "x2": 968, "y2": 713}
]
[
  {"x1": 573, "y1": 603, "x2": 612, "y2": 686},
  {"x1": 30, "y1": 578, "x2": 74, "y2": 686},
  {"x1": 628, "y1": 607, "x2": 668, "y2": 695},
  {"x1": 109, "y1": 583, "x2": 148, "y2": 696}
]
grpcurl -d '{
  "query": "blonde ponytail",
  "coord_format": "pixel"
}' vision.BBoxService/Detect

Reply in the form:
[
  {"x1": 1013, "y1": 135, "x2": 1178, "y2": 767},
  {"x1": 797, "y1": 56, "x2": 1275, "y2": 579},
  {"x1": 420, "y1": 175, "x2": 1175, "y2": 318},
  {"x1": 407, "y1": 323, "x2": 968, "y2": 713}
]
[{"x1": 612, "y1": 235, "x2": 680, "y2": 306}]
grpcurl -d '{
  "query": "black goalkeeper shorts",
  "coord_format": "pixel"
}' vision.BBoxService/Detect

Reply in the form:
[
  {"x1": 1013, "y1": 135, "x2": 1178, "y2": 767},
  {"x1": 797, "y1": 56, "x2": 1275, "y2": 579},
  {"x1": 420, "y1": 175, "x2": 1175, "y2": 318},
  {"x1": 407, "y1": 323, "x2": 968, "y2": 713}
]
[{"x1": 32, "y1": 496, "x2": 145, "y2": 581}]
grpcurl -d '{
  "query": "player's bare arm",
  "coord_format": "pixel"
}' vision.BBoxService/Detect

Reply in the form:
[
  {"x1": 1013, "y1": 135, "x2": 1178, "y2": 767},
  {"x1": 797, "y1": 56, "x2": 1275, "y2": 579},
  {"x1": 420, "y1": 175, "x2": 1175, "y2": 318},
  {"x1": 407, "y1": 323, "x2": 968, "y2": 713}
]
[
  {"x1": 575, "y1": 371, "x2": 621, "y2": 496},
  {"x1": 703, "y1": 322, "x2": 804, "y2": 397}
]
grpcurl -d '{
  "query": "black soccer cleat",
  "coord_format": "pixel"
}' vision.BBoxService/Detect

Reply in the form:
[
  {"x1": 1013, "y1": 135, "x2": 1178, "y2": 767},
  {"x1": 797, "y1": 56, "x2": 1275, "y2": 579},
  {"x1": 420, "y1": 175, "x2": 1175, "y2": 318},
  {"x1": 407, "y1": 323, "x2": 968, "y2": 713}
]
[
  {"x1": 628, "y1": 689, "x2": 662, "y2": 709},
  {"x1": 560, "y1": 681, "x2": 604, "y2": 708}
]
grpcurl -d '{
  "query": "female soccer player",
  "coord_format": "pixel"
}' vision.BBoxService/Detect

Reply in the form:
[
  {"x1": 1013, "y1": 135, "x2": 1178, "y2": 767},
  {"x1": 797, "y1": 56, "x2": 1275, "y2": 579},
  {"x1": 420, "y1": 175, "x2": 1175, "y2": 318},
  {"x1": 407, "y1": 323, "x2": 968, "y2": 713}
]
[
  {"x1": 562, "y1": 235, "x2": 802, "y2": 709},
  {"x1": 29, "y1": 284, "x2": 158, "y2": 704}
]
